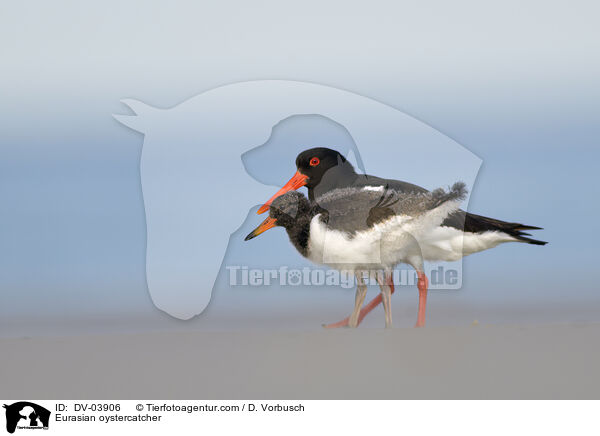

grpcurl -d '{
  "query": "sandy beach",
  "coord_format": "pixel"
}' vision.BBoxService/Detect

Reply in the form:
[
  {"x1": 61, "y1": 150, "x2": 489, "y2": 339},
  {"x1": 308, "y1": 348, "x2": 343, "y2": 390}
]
[{"x1": 2, "y1": 322, "x2": 598, "y2": 399}]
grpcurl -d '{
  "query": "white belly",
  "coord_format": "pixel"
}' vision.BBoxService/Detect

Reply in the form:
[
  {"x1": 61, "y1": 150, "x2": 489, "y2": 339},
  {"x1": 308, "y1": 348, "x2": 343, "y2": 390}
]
[
  {"x1": 306, "y1": 211, "x2": 519, "y2": 269},
  {"x1": 306, "y1": 216, "x2": 412, "y2": 270},
  {"x1": 306, "y1": 199, "x2": 466, "y2": 270},
  {"x1": 418, "y1": 226, "x2": 518, "y2": 261}
]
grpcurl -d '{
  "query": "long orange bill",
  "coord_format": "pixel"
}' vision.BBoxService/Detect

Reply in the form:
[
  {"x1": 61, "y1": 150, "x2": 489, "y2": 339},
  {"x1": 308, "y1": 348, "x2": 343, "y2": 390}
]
[
  {"x1": 256, "y1": 171, "x2": 308, "y2": 214},
  {"x1": 244, "y1": 217, "x2": 277, "y2": 241}
]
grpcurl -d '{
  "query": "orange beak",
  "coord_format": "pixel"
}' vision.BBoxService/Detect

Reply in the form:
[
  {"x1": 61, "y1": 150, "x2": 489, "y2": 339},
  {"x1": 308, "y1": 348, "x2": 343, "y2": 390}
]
[
  {"x1": 257, "y1": 171, "x2": 309, "y2": 214},
  {"x1": 244, "y1": 217, "x2": 278, "y2": 241}
]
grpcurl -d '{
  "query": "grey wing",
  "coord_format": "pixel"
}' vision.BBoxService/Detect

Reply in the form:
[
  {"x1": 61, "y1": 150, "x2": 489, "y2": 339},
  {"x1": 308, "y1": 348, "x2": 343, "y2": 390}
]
[
  {"x1": 315, "y1": 183, "x2": 467, "y2": 234},
  {"x1": 314, "y1": 188, "x2": 388, "y2": 234}
]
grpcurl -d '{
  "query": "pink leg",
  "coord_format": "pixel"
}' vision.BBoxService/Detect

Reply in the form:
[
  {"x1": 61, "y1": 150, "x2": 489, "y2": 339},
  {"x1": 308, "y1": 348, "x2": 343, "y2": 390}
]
[
  {"x1": 414, "y1": 271, "x2": 429, "y2": 328},
  {"x1": 323, "y1": 275, "x2": 395, "y2": 328}
]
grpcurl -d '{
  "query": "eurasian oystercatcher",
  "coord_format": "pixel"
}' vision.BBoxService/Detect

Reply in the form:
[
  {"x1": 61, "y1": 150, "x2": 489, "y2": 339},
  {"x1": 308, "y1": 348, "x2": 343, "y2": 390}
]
[
  {"x1": 254, "y1": 147, "x2": 547, "y2": 328},
  {"x1": 247, "y1": 184, "x2": 469, "y2": 327}
]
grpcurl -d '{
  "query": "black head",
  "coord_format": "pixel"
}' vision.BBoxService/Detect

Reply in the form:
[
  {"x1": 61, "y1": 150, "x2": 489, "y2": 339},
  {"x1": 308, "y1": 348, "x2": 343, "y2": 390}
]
[
  {"x1": 245, "y1": 191, "x2": 311, "y2": 240},
  {"x1": 256, "y1": 147, "x2": 355, "y2": 215},
  {"x1": 295, "y1": 147, "x2": 352, "y2": 189}
]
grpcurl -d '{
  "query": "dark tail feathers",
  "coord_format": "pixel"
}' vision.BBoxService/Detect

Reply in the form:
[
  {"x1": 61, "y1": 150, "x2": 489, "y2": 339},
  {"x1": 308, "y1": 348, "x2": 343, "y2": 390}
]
[
  {"x1": 466, "y1": 213, "x2": 547, "y2": 245},
  {"x1": 442, "y1": 210, "x2": 548, "y2": 245}
]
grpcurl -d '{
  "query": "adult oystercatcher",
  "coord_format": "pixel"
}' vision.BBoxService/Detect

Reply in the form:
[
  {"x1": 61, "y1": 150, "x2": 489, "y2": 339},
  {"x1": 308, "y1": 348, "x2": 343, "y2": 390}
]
[
  {"x1": 255, "y1": 147, "x2": 547, "y2": 328},
  {"x1": 246, "y1": 184, "x2": 468, "y2": 327}
]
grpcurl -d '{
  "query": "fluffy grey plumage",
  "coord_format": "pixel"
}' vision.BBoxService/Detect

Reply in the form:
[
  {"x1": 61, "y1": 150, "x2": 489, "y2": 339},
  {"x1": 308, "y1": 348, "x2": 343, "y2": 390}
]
[{"x1": 313, "y1": 182, "x2": 468, "y2": 234}]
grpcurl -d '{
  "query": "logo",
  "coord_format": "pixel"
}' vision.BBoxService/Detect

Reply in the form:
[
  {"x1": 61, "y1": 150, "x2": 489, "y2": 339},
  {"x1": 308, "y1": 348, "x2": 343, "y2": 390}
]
[{"x1": 3, "y1": 402, "x2": 50, "y2": 434}]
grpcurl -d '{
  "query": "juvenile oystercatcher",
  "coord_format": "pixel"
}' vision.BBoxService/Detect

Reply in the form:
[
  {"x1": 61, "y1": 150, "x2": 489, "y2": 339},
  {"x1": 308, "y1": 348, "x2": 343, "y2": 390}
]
[
  {"x1": 247, "y1": 184, "x2": 469, "y2": 327},
  {"x1": 254, "y1": 147, "x2": 547, "y2": 328}
]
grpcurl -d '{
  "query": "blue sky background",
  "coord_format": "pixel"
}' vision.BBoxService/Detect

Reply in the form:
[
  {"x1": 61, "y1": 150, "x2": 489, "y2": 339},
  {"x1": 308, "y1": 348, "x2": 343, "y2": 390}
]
[{"x1": 1, "y1": 1, "x2": 599, "y2": 336}]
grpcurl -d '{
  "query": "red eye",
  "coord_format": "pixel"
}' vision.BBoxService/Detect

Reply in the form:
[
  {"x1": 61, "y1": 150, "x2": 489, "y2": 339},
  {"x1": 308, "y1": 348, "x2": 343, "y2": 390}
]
[{"x1": 309, "y1": 157, "x2": 320, "y2": 167}]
